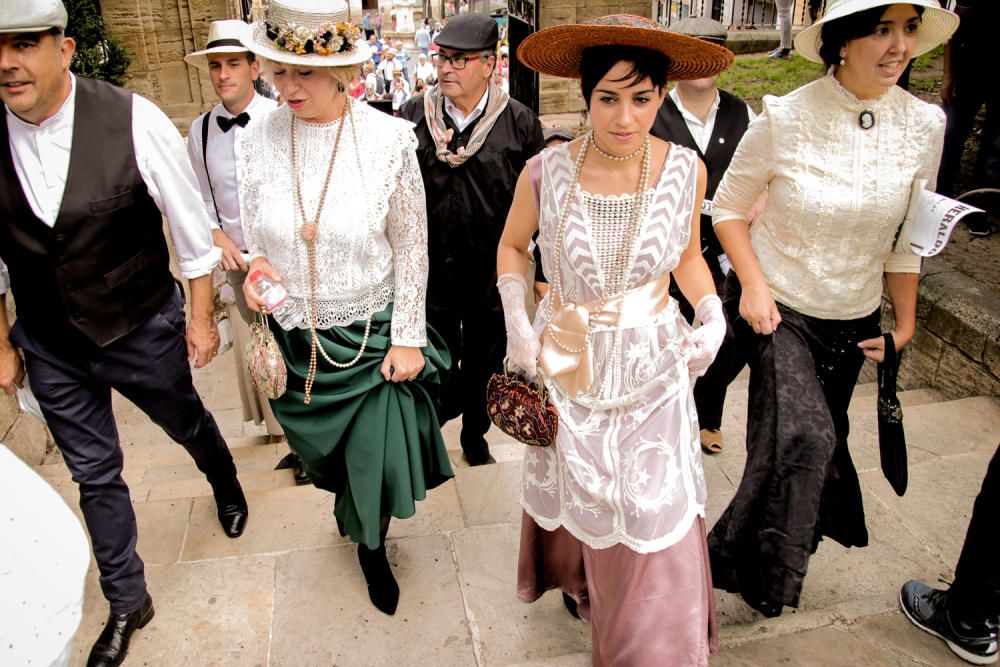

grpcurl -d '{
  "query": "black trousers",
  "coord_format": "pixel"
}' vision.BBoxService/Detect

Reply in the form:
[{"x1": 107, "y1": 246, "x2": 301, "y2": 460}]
[
  {"x1": 949, "y1": 444, "x2": 1000, "y2": 621},
  {"x1": 427, "y1": 270, "x2": 505, "y2": 463},
  {"x1": 11, "y1": 289, "x2": 237, "y2": 614},
  {"x1": 707, "y1": 296, "x2": 880, "y2": 608},
  {"x1": 693, "y1": 272, "x2": 751, "y2": 431},
  {"x1": 937, "y1": 63, "x2": 1000, "y2": 196}
]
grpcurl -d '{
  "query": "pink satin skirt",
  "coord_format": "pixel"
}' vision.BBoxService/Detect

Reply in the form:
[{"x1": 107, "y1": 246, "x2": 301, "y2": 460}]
[{"x1": 517, "y1": 512, "x2": 719, "y2": 667}]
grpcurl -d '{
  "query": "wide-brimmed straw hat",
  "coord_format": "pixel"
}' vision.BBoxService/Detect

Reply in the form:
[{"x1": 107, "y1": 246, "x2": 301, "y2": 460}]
[
  {"x1": 248, "y1": 0, "x2": 371, "y2": 68},
  {"x1": 517, "y1": 15, "x2": 733, "y2": 81},
  {"x1": 793, "y1": 0, "x2": 958, "y2": 64},
  {"x1": 185, "y1": 20, "x2": 252, "y2": 72}
]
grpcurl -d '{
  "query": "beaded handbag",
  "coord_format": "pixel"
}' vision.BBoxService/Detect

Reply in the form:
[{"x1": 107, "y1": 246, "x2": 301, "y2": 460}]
[
  {"x1": 486, "y1": 364, "x2": 558, "y2": 447},
  {"x1": 246, "y1": 312, "x2": 287, "y2": 400}
]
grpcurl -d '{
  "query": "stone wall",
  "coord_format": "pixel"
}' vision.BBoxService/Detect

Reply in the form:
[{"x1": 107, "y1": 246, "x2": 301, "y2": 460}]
[
  {"x1": 101, "y1": 0, "x2": 241, "y2": 131},
  {"x1": 889, "y1": 258, "x2": 1000, "y2": 398}
]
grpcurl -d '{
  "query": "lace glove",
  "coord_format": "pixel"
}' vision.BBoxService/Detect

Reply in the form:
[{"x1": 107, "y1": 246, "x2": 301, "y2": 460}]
[
  {"x1": 498, "y1": 273, "x2": 540, "y2": 378},
  {"x1": 688, "y1": 294, "x2": 726, "y2": 377}
]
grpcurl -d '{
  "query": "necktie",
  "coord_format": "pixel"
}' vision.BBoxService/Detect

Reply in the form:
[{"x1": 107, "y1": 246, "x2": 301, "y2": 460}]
[{"x1": 217, "y1": 112, "x2": 250, "y2": 132}]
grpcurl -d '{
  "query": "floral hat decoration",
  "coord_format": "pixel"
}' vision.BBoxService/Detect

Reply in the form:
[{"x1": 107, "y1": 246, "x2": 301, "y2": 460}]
[
  {"x1": 248, "y1": 0, "x2": 371, "y2": 67},
  {"x1": 517, "y1": 14, "x2": 733, "y2": 81}
]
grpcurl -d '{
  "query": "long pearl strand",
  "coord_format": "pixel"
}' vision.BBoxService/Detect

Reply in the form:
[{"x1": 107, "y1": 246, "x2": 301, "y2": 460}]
[{"x1": 547, "y1": 130, "x2": 651, "y2": 356}]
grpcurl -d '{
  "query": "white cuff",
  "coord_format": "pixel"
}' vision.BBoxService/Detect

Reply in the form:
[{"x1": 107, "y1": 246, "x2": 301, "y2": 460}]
[{"x1": 177, "y1": 246, "x2": 222, "y2": 279}]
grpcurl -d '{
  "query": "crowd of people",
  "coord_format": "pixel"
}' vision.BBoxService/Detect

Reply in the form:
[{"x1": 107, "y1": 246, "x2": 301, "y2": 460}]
[{"x1": 0, "y1": 0, "x2": 996, "y2": 666}]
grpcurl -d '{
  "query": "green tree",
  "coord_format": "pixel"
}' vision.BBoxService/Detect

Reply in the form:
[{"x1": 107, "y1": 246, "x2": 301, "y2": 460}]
[{"x1": 64, "y1": 0, "x2": 132, "y2": 86}]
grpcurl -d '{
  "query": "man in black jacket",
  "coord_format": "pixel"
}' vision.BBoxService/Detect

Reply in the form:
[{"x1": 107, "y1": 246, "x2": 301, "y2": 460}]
[
  {"x1": 652, "y1": 16, "x2": 762, "y2": 456},
  {"x1": 0, "y1": 3, "x2": 247, "y2": 665},
  {"x1": 399, "y1": 14, "x2": 544, "y2": 465}
]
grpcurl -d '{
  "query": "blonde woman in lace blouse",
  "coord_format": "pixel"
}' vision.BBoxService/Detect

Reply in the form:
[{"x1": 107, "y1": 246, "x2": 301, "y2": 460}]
[
  {"x1": 500, "y1": 18, "x2": 734, "y2": 666},
  {"x1": 706, "y1": 0, "x2": 958, "y2": 619},
  {"x1": 238, "y1": 0, "x2": 452, "y2": 617}
]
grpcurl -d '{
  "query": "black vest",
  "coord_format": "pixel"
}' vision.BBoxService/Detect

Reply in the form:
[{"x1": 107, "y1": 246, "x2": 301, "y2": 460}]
[
  {"x1": 652, "y1": 88, "x2": 750, "y2": 203},
  {"x1": 652, "y1": 89, "x2": 751, "y2": 265},
  {"x1": 0, "y1": 77, "x2": 175, "y2": 347}
]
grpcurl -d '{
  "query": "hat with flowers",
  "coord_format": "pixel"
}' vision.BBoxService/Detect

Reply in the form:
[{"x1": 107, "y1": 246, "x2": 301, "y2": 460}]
[{"x1": 247, "y1": 0, "x2": 371, "y2": 67}]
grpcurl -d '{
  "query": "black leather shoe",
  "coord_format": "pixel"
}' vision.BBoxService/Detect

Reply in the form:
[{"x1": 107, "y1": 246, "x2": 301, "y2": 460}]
[
  {"x1": 464, "y1": 452, "x2": 497, "y2": 467},
  {"x1": 275, "y1": 452, "x2": 311, "y2": 485},
  {"x1": 87, "y1": 594, "x2": 155, "y2": 667},
  {"x1": 211, "y1": 477, "x2": 248, "y2": 538},
  {"x1": 743, "y1": 592, "x2": 783, "y2": 618},
  {"x1": 562, "y1": 592, "x2": 581, "y2": 619},
  {"x1": 358, "y1": 544, "x2": 399, "y2": 615}
]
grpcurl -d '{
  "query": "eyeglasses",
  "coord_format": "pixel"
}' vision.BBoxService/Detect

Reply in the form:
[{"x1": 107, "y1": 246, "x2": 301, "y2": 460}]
[{"x1": 431, "y1": 52, "x2": 484, "y2": 70}]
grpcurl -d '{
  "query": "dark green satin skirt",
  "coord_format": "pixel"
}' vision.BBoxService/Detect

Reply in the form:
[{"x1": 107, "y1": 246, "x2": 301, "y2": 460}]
[{"x1": 268, "y1": 302, "x2": 453, "y2": 549}]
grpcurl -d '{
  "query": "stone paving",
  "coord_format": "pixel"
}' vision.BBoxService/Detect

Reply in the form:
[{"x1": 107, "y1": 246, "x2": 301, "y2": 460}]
[{"x1": 32, "y1": 347, "x2": 999, "y2": 666}]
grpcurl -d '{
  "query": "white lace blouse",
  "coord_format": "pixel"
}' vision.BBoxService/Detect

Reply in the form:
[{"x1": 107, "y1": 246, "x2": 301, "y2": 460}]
[
  {"x1": 712, "y1": 74, "x2": 946, "y2": 320},
  {"x1": 237, "y1": 103, "x2": 428, "y2": 346}
]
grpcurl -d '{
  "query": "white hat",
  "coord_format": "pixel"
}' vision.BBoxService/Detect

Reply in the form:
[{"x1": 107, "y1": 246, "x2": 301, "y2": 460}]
[
  {"x1": 248, "y1": 0, "x2": 371, "y2": 68},
  {"x1": 184, "y1": 20, "x2": 252, "y2": 72},
  {"x1": 793, "y1": 0, "x2": 958, "y2": 64},
  {"x1": 0, "y1": 0, "x2": 67, "y2": 34}
]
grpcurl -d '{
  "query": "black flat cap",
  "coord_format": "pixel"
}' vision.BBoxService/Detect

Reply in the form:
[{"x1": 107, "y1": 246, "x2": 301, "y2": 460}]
[{"x1": 434, "y1": 14, "x2": 498, "y2": 52}]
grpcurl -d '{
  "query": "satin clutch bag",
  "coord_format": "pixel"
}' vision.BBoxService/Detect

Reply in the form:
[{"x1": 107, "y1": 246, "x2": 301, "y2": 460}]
[
  {"x1": 486, "y1": 366, "x2": 558, "y2": 448},
  {"x1": 246, "y1": 312, "x2": 287, "y2": 400}
]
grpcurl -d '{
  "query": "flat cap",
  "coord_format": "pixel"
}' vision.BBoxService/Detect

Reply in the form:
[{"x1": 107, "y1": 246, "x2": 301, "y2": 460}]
[
  {"x1": 434, "y1": 14, "x2": 498, "y2": 52},
  {"x1": 543, "y1": 126, "x2": 575, "y2": 143},
  {"x1": 0, "y1": 0, "x2": 68, "y2": 34},
  {"x1": 668, "y1": 16, "x2": 728, "y2": 44}
]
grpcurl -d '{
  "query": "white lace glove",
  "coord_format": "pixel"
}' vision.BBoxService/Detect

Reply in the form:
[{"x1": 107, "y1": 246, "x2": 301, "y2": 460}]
[
  {"x1": 688, "y1": 294, "x2": 726, "y2": 377},
  {"x1": 497, "y1": 273, "x2": 540, "y2": 378}
]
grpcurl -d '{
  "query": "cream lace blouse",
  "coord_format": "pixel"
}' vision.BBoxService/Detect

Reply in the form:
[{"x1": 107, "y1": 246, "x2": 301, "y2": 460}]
[
  {"x1": 712, "y1": 74, "x2": 946, "y2": 320},
  {"x1": 237, "y1": 103, "x2": 428, "y2": 346}
]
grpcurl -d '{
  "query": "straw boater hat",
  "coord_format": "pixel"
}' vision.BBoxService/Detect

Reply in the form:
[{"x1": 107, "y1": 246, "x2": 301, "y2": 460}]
[
  {"x1": 247, "y1": 0, "x2": 371, "y2": 67},
  {"x1": 184, "y1": 20, "x2": 252, "y2": 72},
  {"x1": 793, "y1": 0, "x2": 958, "y2": 64},
  {"x1": 517, "y1": 15, "x2": 733, "y2": 81}
]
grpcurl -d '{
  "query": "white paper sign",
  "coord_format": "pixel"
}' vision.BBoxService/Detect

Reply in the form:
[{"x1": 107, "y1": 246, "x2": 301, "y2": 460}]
[{"x1": 906, "y1": 179, "x2": 985, "y2": 257}]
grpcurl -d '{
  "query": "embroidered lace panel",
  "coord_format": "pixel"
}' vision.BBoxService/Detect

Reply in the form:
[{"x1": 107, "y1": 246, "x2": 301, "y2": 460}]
[{"x1": 237, "y1": 104, "x2": 429, "y2": 346}]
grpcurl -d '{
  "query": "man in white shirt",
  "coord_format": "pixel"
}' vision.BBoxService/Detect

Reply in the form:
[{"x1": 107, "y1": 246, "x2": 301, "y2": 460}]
[
  {"x1": 0, "y1": 3, "x2": 248, "y2": 665},
  {"x1": 184, "y1": 21, "x2": 301, "y2": 479}
]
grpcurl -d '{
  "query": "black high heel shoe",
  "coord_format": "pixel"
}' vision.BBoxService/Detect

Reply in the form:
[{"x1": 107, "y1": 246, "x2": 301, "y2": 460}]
[{"x1": 357, "y1": 543, "x2": 399, "y2": 616}]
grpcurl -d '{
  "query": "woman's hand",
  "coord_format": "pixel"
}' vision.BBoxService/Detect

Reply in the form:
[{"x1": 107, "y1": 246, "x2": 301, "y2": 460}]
[
  {"x1": 688, "y1": 295, "x2": 726, "y2": 377},
  {"x1": 381, "y1": 345, "x2": 425, "y2": 382},
  {"x1": 739, "y1": 281, "x2": 781, "y2": 335},
  {"x1": 858, "y1": 328, "x2": 913, "y2": 363},
  {"x1": 243, "y1": 257, "x2": 282, "y2": 313}
]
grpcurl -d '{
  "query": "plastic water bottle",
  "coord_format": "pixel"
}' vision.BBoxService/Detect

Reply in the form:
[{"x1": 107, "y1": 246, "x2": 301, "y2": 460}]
[{"x1": 248, "y1": 268, "x2": 288, "y2": 311}]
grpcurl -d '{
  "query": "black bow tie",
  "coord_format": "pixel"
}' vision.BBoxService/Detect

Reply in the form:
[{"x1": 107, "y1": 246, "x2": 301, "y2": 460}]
[{"x1": 217, "y1": 112, "x2": 250, "y2": 132}]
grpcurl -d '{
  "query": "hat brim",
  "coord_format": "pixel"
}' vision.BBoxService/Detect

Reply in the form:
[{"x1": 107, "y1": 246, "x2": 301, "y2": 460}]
[
  {"x1": 247, "y1": 22, "x2": 372, "y2": 67},
  {"x1": 517, "y1": 20, "x2": 734, "y2": 81},
  {"x1": 0, "y1": 25, "x2": 61, "y2": 34},
  {"x1": 184, "y1": 46, "x2": 252, "y2": 72},
  {"x1": 793, "y1": 2, "x2": 959, "y2": 64}
]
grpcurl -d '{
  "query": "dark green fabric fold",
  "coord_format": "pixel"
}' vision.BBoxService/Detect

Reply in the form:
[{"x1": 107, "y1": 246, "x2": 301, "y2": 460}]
[{"x1": 268, "y1": 303, "x2": 453, "y2": 549}]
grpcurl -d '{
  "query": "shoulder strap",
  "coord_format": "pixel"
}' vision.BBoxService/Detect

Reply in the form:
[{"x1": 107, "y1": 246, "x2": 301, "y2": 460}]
[{"x1": 200, "y1": 111, "x2": 222, "y2": 225}]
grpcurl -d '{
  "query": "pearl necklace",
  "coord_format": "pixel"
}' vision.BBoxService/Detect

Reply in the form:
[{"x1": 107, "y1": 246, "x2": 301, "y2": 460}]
[
  {"x1": 591, "y1": 134, "x2": 645, "y2": 162},
  {"x1": 291, "y1": 99, "x2": 372, "y2": 404},
  {"x1": 547, "y1": 131, "x2": 651, "y2": 355}
]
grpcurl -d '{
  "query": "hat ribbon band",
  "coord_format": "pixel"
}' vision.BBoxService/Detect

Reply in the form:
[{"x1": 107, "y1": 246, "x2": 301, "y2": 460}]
[{"x1": 206, "y1": 38, "x2": 246, "y2": 49}]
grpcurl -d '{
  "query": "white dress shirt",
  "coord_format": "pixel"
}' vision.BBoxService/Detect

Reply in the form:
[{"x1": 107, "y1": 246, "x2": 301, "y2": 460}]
[
  {"x1": 186, "y1": 93, "x2": 278, "y2": 251},
  {"x1": 0, "y1": 75, "x2": 220, "y2": 293},
  {"x1": 668, "y1": 87, "x2": 756, "y2": 155},
  {"x1": 444, "y1": 87, "x2": 489, "y2": 133},
  {"x1": 712, "y1": 74, "x2": 944, "y2": 320}
]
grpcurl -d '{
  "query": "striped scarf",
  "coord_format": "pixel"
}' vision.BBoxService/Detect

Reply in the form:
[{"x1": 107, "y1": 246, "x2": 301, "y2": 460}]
[{"x1": 423, "y1": 82, "x2": 509, "y2": 168}]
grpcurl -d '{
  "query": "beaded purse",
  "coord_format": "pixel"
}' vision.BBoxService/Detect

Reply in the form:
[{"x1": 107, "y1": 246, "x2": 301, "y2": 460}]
[
  {"x1": 246, "y1": 312, "x2": 287, "y2": 400},
  {"x1": 486, "y1": 364, "x2": 558, "y2": 447}
]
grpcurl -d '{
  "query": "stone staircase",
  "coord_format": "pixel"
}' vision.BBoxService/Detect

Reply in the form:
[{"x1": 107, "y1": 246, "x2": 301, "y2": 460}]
[{"x1": 32, "y1": 351, "x2": 998, "y2": 666}]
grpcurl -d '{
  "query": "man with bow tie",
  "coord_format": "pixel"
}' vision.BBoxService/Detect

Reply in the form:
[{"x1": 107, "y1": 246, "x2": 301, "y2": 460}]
[
  {"x1": 184, "y1": 21, "x2": 298, "y2": 476},
  {"x1": 0, "y1": 2, "x2": 249, "y2": 664}
]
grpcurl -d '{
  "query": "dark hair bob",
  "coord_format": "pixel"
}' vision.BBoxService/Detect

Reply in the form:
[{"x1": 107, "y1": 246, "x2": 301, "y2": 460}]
[{"x1": 579, "y1": 45, "x2": 671, "y2": 109}]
